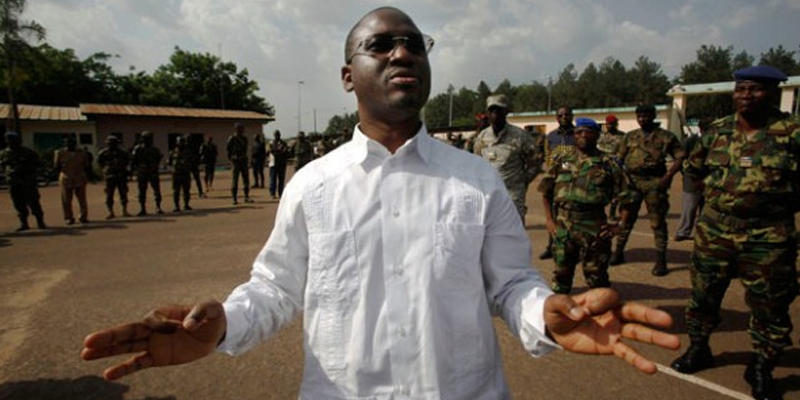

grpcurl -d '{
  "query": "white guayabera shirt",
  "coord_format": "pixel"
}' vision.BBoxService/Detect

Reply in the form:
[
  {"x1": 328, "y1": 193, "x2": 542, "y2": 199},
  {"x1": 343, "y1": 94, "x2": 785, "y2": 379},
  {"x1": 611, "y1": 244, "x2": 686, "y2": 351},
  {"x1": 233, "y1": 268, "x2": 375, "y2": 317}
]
[{"x1": 219, "y1": 125, "x2": 558, "y2": 400}]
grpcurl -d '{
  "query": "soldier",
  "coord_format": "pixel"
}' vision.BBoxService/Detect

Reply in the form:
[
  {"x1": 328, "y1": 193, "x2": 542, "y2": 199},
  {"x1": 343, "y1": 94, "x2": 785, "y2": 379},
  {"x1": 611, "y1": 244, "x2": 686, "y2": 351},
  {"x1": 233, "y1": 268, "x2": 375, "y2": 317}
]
[
  {"x1": 670, "y1": 66, "x2": 799, "y2": 400},
  {"x1": 523, "y1": 125, "x2": 546, "y2": 180},
  {"x1": 539, "y1": 118, "x2": 634, "y2": 294},
  {"x1": 199, "y1": 135, "x2": 218, "y2": 193},
  {"x1": 130, "y1": 131, "x2": 164, "y2": 216},
  {"x1": 293, "y1": 131, "x2": 313, "y2": 171},
  {"x1": 610, "y1": 104, "x2": 684, "y2": 276},
  {"x1": 187, "y1": 137, "x2": 205, "y2": 198},
  {"x1": 540, "y1": 105, "x2": 577, "y2": 259},
  {"x1": 97, "y1": 135, "x2": 131, "y2": 219},
  {"x1": 267, "y1": 130, "x2": 289, "y2": 199},
  {"x1": 168, "y1": 136, "x2": 193, "y2": 212},
  {"x1": 54, "y1": 135, "x2": 91, "y2": 225},
  {"x1": 597, "y1": 114, "x2": 625, "y2": 222},
  {"x1": 251, "y1": 132, "x2": 267, "y2": 189},
  {"x1": 0, "y1": 131, "x2": 46, "y2": 231},
  {"x1": 473, "y1": 94, "x2": 539, "y2": 222},
  {"x1": 226, "y1": 122, "x2": 252, "y2": 205}
]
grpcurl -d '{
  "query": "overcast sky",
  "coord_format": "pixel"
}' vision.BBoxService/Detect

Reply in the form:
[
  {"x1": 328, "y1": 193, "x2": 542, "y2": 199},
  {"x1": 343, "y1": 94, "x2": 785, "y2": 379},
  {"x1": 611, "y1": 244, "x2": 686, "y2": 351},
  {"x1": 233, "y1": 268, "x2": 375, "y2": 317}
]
[{"x1": 25, "y1": 0, "x2": 800, "y2": 137}]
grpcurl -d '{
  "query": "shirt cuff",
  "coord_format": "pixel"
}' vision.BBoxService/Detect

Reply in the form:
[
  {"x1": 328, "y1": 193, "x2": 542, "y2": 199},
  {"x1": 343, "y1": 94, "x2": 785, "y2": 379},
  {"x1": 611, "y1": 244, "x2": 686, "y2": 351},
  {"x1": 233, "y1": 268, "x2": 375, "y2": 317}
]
[{"x1": 519, "y1": 288, "x2": 561, "y2": 357}]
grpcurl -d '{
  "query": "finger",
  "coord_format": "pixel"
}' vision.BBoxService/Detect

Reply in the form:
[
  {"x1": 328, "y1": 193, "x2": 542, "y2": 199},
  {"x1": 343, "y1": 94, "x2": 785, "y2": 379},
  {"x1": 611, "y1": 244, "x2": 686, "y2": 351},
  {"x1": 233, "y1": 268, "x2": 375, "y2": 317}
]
[
  {"x1": 143, "y1": 308, "x2": 185, "y2": 333},
  {"x1": 620, "y1": 302, "x2": 673, "y2": 328},
  {"x1": 102, "y1": 353, "x2": 155, "y2": 381},
  {"x1": 83, "y1": 323, "x2": 152, "y2": 349},
  {"x1": 621, "y1": 323, "x2": 681, "y2": 350},
  {"x1": 612, "y1": 341, "x2": 658, "y2": 374},
  {"x1": 573, "y1": 288, "x2": 619, "y2": 314},
  {"x1": 81, "y1": 338, "x2": 150, "y2": 360},
  {"x1": 182, "y1": 300, "x2": 224, "y2": 330}
]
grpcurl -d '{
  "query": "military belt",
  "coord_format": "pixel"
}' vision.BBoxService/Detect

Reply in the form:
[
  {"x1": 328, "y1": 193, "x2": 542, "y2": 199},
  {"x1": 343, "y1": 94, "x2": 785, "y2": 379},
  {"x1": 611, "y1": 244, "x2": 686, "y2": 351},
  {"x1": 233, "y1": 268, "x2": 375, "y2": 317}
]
[
  {"x1": 556, "y1": 204, "x2": 605, "y2": 217},
  {"x1": 701, "y1": 206, "x2": 792, "y2": 230}
]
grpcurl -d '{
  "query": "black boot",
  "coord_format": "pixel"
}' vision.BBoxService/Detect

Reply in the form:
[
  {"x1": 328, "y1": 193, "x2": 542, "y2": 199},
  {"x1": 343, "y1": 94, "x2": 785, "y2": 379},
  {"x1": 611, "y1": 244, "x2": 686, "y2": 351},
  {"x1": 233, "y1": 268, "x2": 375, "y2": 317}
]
[
  {"x1": 35, "y1": 215, "x2": 46, "y2": 229},
  {"x1": 744, "y1": 354, "x2": 783, "y2": 400},
  {"x1": 671, "y1": 339, "x2": 714, "y2": 374},
  {"x1": 652, "y1": 251, "x2": 668, "y2": 276},
  {"x1": 609, "y1": 247, "x2": 625, "y2": 266},
  {"x1": 137, "y1": 203, "x2": 147, "y2": 217},
  {"x1": 539, "y1": 237, "x2": 553, "y2": 260},
  {"x1": 16, "y1": 216, "x2": 30, "y2": 232}
]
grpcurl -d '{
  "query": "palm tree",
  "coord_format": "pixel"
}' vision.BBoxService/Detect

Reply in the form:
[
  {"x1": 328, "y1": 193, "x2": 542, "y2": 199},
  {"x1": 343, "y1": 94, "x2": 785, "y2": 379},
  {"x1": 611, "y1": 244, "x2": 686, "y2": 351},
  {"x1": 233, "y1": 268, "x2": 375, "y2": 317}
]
[{"x1": 1, "y1": 0, "x2": 45, "y2": 134}]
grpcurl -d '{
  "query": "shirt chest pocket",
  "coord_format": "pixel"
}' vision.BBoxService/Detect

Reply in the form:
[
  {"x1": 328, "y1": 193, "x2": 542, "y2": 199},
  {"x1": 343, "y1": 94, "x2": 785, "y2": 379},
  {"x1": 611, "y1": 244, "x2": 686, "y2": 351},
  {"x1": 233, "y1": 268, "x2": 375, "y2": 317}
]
[
  {"x1": 307, "y1": 231, "x2": 359, "y2": 371},
  {"x1": 433, "y1": 223, "x2": 485, "y2": 289}
]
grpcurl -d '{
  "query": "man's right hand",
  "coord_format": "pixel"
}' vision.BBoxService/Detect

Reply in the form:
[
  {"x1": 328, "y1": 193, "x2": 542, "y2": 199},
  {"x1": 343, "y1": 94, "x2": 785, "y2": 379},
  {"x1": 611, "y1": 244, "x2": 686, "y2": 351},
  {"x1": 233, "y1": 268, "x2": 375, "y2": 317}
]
[{"x1": 81, "y1": 300, "x2": 227, "y2": 380}]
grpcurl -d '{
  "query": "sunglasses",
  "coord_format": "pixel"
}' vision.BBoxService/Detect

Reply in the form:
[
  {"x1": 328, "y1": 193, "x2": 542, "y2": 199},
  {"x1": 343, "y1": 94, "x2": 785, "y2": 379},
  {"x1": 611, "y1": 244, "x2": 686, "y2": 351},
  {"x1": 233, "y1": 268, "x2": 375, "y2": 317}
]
[{"x1": 347, "y1": 34, "x2": 434, "y2": 64}]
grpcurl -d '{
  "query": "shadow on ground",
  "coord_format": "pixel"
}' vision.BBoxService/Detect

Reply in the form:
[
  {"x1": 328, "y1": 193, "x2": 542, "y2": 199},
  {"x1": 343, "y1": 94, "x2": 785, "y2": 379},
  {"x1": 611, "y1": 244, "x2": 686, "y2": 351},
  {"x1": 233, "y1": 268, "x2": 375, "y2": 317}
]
[{"x1": 0, "y1": 376, "x2": 175, "y2": 400}]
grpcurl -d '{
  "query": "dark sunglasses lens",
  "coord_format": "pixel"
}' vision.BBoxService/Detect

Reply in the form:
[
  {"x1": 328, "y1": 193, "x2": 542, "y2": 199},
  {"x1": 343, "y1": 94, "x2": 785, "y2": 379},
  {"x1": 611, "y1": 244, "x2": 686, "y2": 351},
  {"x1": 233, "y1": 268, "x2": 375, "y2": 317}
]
[{"x1": 366, "y1": 37, "x2": 396, "y2": 53}]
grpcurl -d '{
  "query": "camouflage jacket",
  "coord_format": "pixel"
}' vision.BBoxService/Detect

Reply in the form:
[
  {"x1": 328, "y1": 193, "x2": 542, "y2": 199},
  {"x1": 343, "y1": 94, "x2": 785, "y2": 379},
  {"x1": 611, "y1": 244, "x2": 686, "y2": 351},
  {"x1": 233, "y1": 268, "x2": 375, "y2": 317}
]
[
  {"x1": 200, "y1": 142, "x2": 218, "y2": 165},
  {"x1": 131, "y1": 145, "x2": 163, "y2": 175},
  {"x1": 597, "y1": 129, "x2": 624, "y2": 158},
  {"x1": 294, "y1": 138, "x2": 313, "y2": 165},
  {"x1": 619, "y1": 127, "x2": 684, "y2": 176},
  {"x1": 538, "y1": 149, "x2": 635, "y2": 208},
  {"x1": 226, "y1": 134, "x2": 248, "y2": 164},
  {"x1": 169, "y1": 148, "x2": 193, "y2": 176},
  {"x1": 544, "y1": 126, "x2": 577, "y2": 169},
  {"x1": 685, "y1": 111, "x2": 800, "y2": 218},
  {"x1": 97, "y1": 146, "x2": 130, "y2": 178},
  {"x1": 0, "y1": 146, "x2": 40, "y2": 186},
  {"x1": 474, "y1": 124, "x2": 539, "y2": 186}
]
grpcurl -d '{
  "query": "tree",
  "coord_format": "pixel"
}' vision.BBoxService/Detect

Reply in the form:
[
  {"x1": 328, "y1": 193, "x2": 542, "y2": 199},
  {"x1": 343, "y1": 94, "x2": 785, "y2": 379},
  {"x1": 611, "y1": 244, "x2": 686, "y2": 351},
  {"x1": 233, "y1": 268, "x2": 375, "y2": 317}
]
[
  {"x1": 597, "y1": 57, "x2": 630, "y2": 107},
  {"x1": 628, "y1": 56, "x2": 670, "y2": 105},
  {"x1": 679, "y1": 45, "x2": 749, "y2": 119},
  {"x1": 760, "y1": 45, "x2": 800, "y2": 76},
  {"x1": 323, "y1": 112, "x2": 359, "y2": 137},
  {"x1": 552, "y1": 64, "x2": 579, "y2": 108},
  {"x1": 0, "y1": 0, "x2": 45, "y2": 133}
]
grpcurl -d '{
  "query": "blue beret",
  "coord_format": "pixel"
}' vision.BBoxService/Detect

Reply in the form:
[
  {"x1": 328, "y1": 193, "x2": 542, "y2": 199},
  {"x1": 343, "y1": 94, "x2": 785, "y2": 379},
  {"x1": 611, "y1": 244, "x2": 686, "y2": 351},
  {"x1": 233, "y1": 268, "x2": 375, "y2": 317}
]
[
  {"x1": 733, "y1": 65, "x2": 787, "y2": 84},
  {"x1": 574, "y1": 117, "x2": 600, "y2": 131}
]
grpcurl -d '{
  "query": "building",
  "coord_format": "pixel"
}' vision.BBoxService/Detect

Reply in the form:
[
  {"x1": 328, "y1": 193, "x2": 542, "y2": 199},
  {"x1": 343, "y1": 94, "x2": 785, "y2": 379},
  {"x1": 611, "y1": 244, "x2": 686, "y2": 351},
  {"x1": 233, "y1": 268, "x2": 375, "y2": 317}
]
[{"x1": 0, "y1": 103, "x2": 274, "y2": 165}]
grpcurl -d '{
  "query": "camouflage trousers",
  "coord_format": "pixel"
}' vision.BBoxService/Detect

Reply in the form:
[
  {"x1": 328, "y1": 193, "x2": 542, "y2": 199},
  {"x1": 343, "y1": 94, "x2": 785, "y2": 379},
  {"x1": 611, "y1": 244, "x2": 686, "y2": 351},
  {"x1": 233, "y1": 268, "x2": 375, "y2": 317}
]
[
  {"x1": 686, "y1": 211, "x2": 798, "y2": 360},
  {"x1": 616, "y1": 176, "x2": 668, "y2": 252},
  {"x1": 506, "y1": 183, "x2": 529, "y2": 223},
  {"x1": 231, "y1": 161, "x2": 250, "y2": 200},
  {"x1": 136, "y1": 172, "x2": 162, "y2": 205},
  {"x1": 551, "y1": 208, "x2": 611, "y2": 294},
  {"x1": 172, "y1": 172, "x2": 191, "y2": 207},
  {"x1": 104, "y1": 175, "x2": 128, "y2": 208}
]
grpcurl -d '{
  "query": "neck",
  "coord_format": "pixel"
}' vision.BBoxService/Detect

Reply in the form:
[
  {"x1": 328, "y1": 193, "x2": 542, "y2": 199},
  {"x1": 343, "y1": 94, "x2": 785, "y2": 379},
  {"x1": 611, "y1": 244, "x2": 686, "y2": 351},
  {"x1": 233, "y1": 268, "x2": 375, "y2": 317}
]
[
  {"x1": 738, "y1": 110, "x2": 770, "y2": 133},
  {"x1": 359, "y1": 118, "x2": 421, "y2": 154}
]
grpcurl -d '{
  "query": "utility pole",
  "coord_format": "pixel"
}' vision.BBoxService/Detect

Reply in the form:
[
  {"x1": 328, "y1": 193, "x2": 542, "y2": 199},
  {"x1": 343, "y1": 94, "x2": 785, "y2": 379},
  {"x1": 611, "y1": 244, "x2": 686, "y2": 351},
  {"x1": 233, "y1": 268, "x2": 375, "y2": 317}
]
[{"x1": 297, "y1": 81, "x2": 305, "y2": 132}]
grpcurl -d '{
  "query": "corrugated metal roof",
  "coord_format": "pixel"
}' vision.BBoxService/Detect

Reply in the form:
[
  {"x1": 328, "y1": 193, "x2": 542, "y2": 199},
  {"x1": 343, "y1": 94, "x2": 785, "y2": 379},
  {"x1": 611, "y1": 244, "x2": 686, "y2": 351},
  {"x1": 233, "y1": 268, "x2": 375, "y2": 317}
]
[
  {"x1": 0, "y1": 104, "x2": 86, "y2": 121},
  {"x1": 667, "y1": 75, "x2": 800, "y2": 97},
  {"x1": 80, "y1": 103, "x2": 274, "y2": 121}
]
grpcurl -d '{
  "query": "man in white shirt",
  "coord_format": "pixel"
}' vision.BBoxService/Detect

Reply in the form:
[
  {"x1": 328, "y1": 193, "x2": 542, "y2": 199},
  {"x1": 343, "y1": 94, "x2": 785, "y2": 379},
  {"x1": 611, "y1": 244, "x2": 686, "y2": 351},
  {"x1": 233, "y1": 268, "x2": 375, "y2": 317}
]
[{"x1": 82, "y1": 7, "x2": 679, "y2": 399}]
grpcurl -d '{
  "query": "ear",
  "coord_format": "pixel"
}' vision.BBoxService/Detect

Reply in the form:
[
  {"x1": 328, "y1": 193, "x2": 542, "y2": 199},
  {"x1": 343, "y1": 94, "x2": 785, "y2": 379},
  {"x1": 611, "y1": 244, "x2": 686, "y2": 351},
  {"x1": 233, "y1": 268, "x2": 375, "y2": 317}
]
[{"x1": 341, "y1": 65, "x2": 354, "y2": 92}]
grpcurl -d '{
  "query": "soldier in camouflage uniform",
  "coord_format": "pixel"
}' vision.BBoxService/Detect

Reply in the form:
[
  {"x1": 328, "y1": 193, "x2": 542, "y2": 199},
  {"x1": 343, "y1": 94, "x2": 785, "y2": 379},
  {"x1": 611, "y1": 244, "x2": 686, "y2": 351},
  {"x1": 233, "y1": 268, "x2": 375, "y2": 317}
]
[
  {"x1": 0, "y1": 131, "x2": 46, "y2": 231},
  {"x1": 130, "y1": 131, "x2": 164, "y2": 216},
  {"x1": 540, "y1": 106, "x2": 577, "y2": 260},
  {"x1": 97, "y1": 135, "x2": 131, "y2": 219},
  {"x1": 199, "y1": 135, "x2": 218, "y2": 192},
  {"x1": 473, "y1": 94, "x2": 539, "y2": 221},
  {"x1": 597, "y1": 114, "x2": 625, "y2": 222},
  {"x1": 293, "y1": 131, "x2": 314, "y2": 171},
  {"x1": 611, "y1": 104, "x2": 684, "y2": 276},
  {"x1": 523, "y1": 124, "x2": 546, "y2": 179},
  {"x1": 670, "y1": 66, "x2": 798, "y2": 400},
  {"x1": 227, "y1": 122, "x2": 252, "y2": 205},
  {"x1": 539, "y1": 118, "x2": 634, "y2": 294},
  {"x1": 168, "y1": 136, "x2": 193, "y2": 212}
]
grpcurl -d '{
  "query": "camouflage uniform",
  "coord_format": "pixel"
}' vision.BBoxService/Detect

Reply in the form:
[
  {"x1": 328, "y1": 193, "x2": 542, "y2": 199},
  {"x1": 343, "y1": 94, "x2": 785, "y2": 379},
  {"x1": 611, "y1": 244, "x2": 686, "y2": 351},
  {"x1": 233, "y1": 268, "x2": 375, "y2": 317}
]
[
  {"x1": 130, "y1": 140, "x2": 164, "y2": 214},
  {"x1": 226, "y1": 133, "x2": 250, "y2": 203},
  {"x1": 538, "y1": 149, "x2": 634, "y2": 293},
  {"x1": 683, "y1": 111, "x2": 800, "y2": 361},
  {"x1": 597, "y1": 128, "x2": 625, "y2": 221},
  {"x1": 0, "y1": 144, "x2": 45, "y2": 229},
  {"x1": 294, "y1": 136, "x2": 314, "y2": 171},
  {"x1": 474, "y1": 124, "x2": 539, "y2": 220},
  {"x1": 169, "y1": 145, "x2": 192, "y2": 211},
  {"x1": 97, "y1": 141, "x2": 130, "y2": 216},
  {"x1": 615, "y1": 126, "x2": 684, "y2": 258},
  {"x1": 199, "y1": 139, "x2": 218, "y2": 189},
  {"x1": 268, "y1": 137, "x2": 290, "y2": 198}
]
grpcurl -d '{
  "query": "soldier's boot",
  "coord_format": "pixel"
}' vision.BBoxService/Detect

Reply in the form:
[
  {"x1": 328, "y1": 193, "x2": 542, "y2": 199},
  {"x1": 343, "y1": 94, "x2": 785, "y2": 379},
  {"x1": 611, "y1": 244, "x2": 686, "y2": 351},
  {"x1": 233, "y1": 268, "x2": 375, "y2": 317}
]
[
  {"x1": 35, "y1": 215, "x2": 46, "y2": 229},
  {"x1": 137, "y1": 202, "x2": 147, "y2": 217},
  {"x1": 539, "y1": 237, "x2": 553, "y2": 260},
  {"x1": 155, "y1": 201, "x2": 164, "y2": 215},
  {"x1": 184, "y1": 202, "x2": 192, "y2": 211},
  {"x1": 122, "y1": 204, "x2": 131, "y2": 217},
  {"x1": 106, "y1": 206, "x2": 116, "y2": 220},
  {"x1": 16, "y1": 216, "x2": 30, "y2": 232},
  {"x1": 651, "y1": 251, "x2": 668, "y2": 276},
  {"x1": 671, "y1": 338, "x2": 714, "y2": 374},
  {"x1": 745, "y1": 354, "x2": 782, "y2": 400},
  {"x1": 609, "y1": 246, "x2": 625, "y2": 266}
]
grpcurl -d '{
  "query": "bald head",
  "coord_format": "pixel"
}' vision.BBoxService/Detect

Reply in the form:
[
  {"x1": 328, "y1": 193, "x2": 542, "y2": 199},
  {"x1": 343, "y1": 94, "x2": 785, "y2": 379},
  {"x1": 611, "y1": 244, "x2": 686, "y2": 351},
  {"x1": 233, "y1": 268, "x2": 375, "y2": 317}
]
[{"x1": 344, "y1": 7, "x2": 418, "y2": 64}]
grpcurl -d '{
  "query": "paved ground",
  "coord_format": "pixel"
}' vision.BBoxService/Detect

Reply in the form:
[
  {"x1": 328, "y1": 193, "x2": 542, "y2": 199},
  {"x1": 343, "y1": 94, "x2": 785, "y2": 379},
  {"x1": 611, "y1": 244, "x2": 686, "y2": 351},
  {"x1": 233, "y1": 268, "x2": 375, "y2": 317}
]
[{"x1": 1, "y1": 166, "x2": 799, "y2": 400}]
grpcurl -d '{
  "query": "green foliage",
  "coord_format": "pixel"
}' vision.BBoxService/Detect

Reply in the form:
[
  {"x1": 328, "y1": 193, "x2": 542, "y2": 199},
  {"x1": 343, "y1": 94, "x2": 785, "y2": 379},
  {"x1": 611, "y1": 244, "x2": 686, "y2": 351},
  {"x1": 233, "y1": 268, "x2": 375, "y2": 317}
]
[
  {"x1": 323, "y1": 112, "x2": 359, "y2": 137},
  {"x1": 1, "y1": 0, "x2": 45, "y2": 132}
]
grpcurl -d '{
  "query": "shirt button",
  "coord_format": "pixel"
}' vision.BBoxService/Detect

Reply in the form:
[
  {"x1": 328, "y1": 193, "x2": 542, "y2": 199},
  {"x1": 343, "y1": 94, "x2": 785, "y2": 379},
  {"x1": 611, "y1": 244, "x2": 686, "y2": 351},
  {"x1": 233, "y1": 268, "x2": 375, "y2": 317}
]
[
  {"x1": 392, "y1": 208, "x2": 400, "y2": 217},
  {"x1": 394, "y1": 265, "x2": 404, "y2": 276},
  {"x1": 396, "y1": 326, "x2": 407, "y2": 337}
]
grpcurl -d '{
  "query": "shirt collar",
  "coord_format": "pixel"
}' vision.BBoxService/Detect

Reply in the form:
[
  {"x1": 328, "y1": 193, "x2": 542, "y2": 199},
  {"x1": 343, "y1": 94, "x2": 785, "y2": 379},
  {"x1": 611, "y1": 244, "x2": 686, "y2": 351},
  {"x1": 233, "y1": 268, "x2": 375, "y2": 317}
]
[{"x1": 350, "y1": 123, "x2": 433, "y2": 165}]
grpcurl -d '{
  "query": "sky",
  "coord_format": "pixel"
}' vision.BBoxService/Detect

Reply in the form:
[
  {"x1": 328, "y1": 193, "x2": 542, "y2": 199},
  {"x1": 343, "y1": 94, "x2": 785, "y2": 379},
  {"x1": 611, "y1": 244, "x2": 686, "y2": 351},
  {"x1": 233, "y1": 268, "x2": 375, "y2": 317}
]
[{"x1": 24, "y1": 0, "x2": 800, "y2": 137}]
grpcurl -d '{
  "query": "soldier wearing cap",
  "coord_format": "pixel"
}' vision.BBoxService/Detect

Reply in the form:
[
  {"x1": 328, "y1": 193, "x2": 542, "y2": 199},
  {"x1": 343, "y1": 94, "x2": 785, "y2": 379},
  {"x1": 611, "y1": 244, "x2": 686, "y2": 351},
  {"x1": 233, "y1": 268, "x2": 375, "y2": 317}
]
[
  {"x1": 168, "y1": 135, "x2": 193, "y2": 212},
  {"x1": 598, "y1": 114, "x2": 625, "y2": 222},
  {"x1": 540, "y1": 105, "x2": 578, "y2": 260},
  {"x1": 0, "y1": 131, "x2": 46, "y2": 231},
  {"x1": 538, "y1": 118, "x2": 634, "y2": 294},
  {"x1": 54, "y1": 134, "x2": 91, "y2": 225},
  {"x1": 130, "y1": 131, "x2": 164, "y2": 216},
  {"x1": 227, "y1": 122, "x2": 252, "y2": 205},
  {"x1": 473, "y1": 94, "x2": 539, "y2": 221},
  {"x1": 97, "y1": 135, "x2": 131, "y2": 219},
  {"x1": 671, "y1": 65, "x2": 798, "y2": 400},
  {"x1": 611, "y1": 104, "x2": 684, "y2": 276}
]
